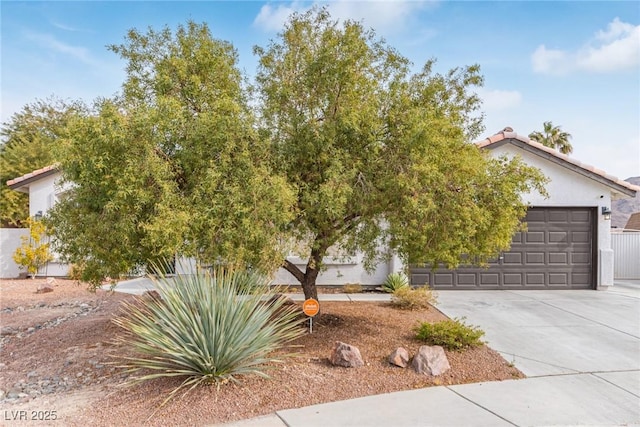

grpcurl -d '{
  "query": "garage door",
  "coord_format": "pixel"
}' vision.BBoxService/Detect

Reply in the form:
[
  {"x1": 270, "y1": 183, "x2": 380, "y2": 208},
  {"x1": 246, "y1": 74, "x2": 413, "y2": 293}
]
[{"x1": 410, "y1": 207, "x2": 596, "y2": 290}]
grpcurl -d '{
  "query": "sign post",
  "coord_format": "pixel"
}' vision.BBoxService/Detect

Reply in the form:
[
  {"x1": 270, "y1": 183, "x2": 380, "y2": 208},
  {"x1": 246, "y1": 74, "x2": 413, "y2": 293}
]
[{"x1": 302, "y1": 298, "x2": 320, "y2": 333}]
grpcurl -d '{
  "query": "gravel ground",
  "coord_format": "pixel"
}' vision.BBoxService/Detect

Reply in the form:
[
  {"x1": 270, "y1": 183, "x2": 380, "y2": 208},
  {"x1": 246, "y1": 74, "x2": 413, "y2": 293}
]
[{"x1": 0, "y1": 278, "x2": 523, "y2": 426}]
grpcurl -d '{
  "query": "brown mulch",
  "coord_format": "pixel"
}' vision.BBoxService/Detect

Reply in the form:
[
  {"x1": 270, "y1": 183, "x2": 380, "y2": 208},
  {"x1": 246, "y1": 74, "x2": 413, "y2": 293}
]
[{"x1": 0, "y1": 279, "x2": 523, "y2": 426}]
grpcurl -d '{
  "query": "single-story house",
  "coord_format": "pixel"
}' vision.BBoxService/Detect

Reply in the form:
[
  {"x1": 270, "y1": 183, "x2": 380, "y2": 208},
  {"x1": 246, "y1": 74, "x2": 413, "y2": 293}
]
[
  {"x1": 4, "y1": 127, "x2": 639, "y2": 290},
  {"x1": 411, "y1": 128, "x2": 639, "y2": 290}
]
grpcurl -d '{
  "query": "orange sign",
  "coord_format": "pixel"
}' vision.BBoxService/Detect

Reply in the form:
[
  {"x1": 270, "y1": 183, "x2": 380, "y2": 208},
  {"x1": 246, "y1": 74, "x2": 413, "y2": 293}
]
[{"x1": 302, "y1": 298, "x2": 320, "y2": 317}]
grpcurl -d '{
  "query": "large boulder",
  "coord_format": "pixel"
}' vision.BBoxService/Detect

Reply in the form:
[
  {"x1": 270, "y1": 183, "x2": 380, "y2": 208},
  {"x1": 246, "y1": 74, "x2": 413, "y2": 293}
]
[
  {"x1": 411, "y1": 345, "x2": 450, "y2": 376},
  {"x1": 330, "y1": 341, "x2": 364, "y2": 368},
  {"x1": 388, "y1": 347, "x2": 410, "y2": 368}
]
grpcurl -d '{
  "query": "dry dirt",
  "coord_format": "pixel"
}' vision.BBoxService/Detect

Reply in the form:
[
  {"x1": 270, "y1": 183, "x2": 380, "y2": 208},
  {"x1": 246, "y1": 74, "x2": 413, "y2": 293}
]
[{"x1": 0, "y1": 278, "x2": 523, "y2": 426}]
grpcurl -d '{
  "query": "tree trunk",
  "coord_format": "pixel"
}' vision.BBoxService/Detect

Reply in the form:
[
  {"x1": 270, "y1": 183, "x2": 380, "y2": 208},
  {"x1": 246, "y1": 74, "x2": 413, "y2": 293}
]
[
  {"x1": 282, "y1": 248, "x2": 323, "y2": 301},
  {"x1": 301, "y1": 265, "x2": 319, "y2": 301}
]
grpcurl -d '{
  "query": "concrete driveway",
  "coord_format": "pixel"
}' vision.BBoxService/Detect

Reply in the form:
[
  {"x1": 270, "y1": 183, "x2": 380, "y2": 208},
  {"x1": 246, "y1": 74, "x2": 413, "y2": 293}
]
[
  {"x1": 268, "y1": 285, "x2": 640, "y2": 427},
  {"x1": 434, "y1": 283, "x2": 640, "y2": 378}
]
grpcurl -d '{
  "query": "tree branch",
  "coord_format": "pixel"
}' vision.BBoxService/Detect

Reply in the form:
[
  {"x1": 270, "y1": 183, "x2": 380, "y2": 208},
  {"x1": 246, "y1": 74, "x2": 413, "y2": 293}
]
[{"x1": 282, "y1": 259, "x2": 305, "y2": 283}]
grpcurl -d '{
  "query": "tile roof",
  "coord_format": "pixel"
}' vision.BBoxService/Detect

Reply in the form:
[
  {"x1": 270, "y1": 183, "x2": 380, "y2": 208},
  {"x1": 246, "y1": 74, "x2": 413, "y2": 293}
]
[
  {"x1": 476, "y1": 127, "x2": 640, "y2": 197},
  {"x1": 625, "y1": 212, "x2": 640, "y2": 231},
  {"x1": 6, "y1": 164, "x2": 59, "y2": 190}
]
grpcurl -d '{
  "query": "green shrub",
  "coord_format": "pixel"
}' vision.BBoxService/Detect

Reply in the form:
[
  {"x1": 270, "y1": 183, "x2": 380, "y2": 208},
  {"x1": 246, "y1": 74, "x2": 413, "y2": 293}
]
[
  {"x1": 382, "y1": 272, "x2": 409, "y2": 293},
  {"x1": 12, "y1": 217, "x2": 53, "y2": 278},
  {"x1": 415, "y1": 318, "x2": 485, "y2": 351},
  {"x1": 343, "y1": 283, "x2": 363, "y2": 293},
  {"x1": 113, "y1": 268, "x2": 304, "y2": 404},
  {"x1": 390, "y1": 286, "x2": 436, "y2": 310}
]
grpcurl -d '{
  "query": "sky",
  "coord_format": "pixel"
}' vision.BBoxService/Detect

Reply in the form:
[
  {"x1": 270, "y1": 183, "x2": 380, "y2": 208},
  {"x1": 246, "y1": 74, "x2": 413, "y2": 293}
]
[{"x1": 1, "y1": 1, "x2": 639, "y2": 180}]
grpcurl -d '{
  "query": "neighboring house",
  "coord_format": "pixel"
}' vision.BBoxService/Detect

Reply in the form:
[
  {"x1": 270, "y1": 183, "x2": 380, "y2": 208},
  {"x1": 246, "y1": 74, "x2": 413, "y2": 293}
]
[
  {"x1": 624, "y1": 212, "x2": 640, "y2": 231},
  {"x1": 411, "y1": 128, "x2": 639, "y2": 290},
  {"x1": 4, "y1": 127, "x2": 639, "y2": 290},
  {"x1": 4, "y1": 165, "x2": 69, "y2": 277}
]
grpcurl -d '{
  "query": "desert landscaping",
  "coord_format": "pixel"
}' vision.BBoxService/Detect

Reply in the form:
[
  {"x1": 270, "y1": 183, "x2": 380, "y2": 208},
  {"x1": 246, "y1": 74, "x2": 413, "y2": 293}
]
[{"x1": 0, "y1": 278, "x2": 522, "y2": 426}]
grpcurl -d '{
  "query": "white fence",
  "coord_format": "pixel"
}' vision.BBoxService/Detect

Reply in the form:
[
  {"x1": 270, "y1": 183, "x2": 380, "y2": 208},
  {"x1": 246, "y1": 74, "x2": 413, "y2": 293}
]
[
  {"x1": 0, "y1": 228, "x2": 29, "y2": 278},
  {"x1": 612, "y1": 232, "x2": 640, "y2": 280}
]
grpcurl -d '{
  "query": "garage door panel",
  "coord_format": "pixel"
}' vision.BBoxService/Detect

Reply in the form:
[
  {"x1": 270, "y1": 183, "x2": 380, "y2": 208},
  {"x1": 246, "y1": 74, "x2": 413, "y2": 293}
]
[
  {"x1": 549, "y1": 231, "x2": 567, "y2": 243},
  {"x1": 549, "y1": 273, "x2": 569, "y2": 285},
  {"x1": 525, "y1": 252, "x2": 545, "y2": 264},
  {"x1": 479, "y1": 273, "x2": 499, "y2": 286},
  {"x1": 503, "y1": 252, "x2": 522, "y2": 264},
  {"x1": 549, "y1": 252, "x2": 568, "y2": 264},
  {"x1": 503, "y1": 273, "x2": 523, "y2": 285},
  {"x1": 549, "y1": 211, "x2": 568, "y2": 222},
  {"x1": 571, "y1": 211, "x2": 591, "y2": 222},
  {"x1": 526, "y1": 232, "x2": 545, "y2": 243},
  {"x1": 411, "y1": 207, "x2": 594, "y2": 290},
  {"x1": 571, "y1": 252, "x2": 591, "y2": 264},
  {"x1": 527, "y1": 210, "x2": 546, "y2": 222},
  {"x1": 572, "y1": 231, "x2": 590, "y2": 243}
]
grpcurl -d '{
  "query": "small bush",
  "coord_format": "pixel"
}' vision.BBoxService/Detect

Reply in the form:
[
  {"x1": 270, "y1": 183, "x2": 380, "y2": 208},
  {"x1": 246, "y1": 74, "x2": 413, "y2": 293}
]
[
  {"x1": 390, "y1": 286, "x2": 436, "y2": 310},
  {"x1": 67, "y1": 263, "x2": 85, "y2": 281},
  {"x1": 343, "y1": 283, "x2": 363, "y2": 293},
  {"x1": 415, "y1": 318, "x2": 485, "y2": 351},
  {"x1": 113, "y1": 268, "x2": 304, "y2": 405},
  {"x1": 382, "y1": 272, "x2": 409, "y2": 293}
]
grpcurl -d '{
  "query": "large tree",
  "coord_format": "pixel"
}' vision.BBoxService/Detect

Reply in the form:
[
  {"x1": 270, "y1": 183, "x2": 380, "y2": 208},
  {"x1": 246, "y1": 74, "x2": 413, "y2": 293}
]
[
  {"x1": 0, "y1": 98, "x2": 85, "y2": 226},
  {"x1": 528, "y1": 121, "x2": 573, "y2": 154},
  {"x1": 48, "y1": 22, "x2": 294, "y2": 286},
  {"x1": 255, "y1": 9, "x2": 546, "y2": 299},
  {"x1": 49, "y1": 10, "x2": 546, "y2": 297}
]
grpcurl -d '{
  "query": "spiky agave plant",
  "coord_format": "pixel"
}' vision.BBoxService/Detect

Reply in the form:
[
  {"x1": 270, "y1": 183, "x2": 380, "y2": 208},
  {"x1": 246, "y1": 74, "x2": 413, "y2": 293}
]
[
  {"x1": 382, "y1": 272, "x2": 409, "y2": 293},
  {"x1": 113, "y1": 268, "x2": 303, "y2": 404}
]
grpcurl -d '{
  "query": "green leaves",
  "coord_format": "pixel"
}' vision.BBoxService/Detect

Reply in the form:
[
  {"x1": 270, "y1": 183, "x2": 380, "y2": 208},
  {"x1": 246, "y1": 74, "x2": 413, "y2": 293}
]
[
  {"x1": 529, "y1": 121, "x2": 573, "y2": 154},
  {"x1": 113, "y1": 268, "x2": 303, "y2": 404},
  {"x1": 0, "y1": 98, "x2": 85, "y2": 226},
  {"x1": 39, "y1": 9, "x2": 546, "y2": 298}
]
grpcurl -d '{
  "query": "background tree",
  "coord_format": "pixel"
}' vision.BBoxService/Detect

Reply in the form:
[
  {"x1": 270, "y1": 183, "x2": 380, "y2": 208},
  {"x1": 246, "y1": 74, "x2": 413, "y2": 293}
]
[
  {"x1": 528, "y1": 121, "x2": 573, "y2": 154},
  {"x1": 48, "y1": 22, "x2": 294, "y2": 286},
  {"x1": 0, "y1": 98, "x2": 85, "y2": 226},
  {"x1": 12, "y1": 217, "x2": 53, "y2": 278},
  {"x1": 256, "y1": 8, "x2": 547, "y2": 300}
]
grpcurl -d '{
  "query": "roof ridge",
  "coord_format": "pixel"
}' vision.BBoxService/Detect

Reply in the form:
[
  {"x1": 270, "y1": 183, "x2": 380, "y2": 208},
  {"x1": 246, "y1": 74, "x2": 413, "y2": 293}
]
[{"x1": 476, "y1": 128, "x2": 640, "y2": 194}]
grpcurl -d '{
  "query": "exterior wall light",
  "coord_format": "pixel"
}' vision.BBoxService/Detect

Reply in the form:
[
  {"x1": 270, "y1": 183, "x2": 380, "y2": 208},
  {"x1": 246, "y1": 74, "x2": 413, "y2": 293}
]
[
  {"x1": 34, "y1": 211, "x2": 43, "y2": 220},
  {"x1": 601, "y1": 206, "x2": 612, "y2": 220}
]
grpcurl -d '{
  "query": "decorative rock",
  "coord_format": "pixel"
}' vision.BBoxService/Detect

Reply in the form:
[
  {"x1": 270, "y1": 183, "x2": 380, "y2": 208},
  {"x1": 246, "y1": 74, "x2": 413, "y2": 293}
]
[
  {"x1": 330, "y1": 341, "x2": 364, "y2": 368},
  {"x1": 36, "y1": 285, "x2": 54, "y2": 294},
  {"x1": 411, "y1": 345, "x2": 451, "y2": 376},
  {"x1": 1, "y1": 327, "x2": 16, "y2": 336},
  {"x1": 388, "y1": 347, "x2": 410, "y2": 368}
]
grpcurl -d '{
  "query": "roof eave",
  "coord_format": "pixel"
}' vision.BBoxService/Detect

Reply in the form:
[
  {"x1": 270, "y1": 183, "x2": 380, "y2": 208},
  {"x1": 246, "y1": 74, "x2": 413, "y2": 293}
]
[{"x1": 480, "y1": 138, "x2": 638, "y2": 198}]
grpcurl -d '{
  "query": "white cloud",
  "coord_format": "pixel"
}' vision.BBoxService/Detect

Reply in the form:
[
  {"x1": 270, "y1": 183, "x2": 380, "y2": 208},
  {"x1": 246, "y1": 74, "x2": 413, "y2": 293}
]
[
  {"x1": 25, "y1": 31, "x2": 97, "y2": 66},
  {"x1": 477, "y1": 88, "x2": 522, "y2": 112},
  {"x1": 253, "y1": 1, "x2": 434, "y2": 34},
  {"x1": 253, "y1": 2, "x2": 304, "y2": 32},
  {"x1": 531, "y1": 17, "x2": 640, "y2": 75},
  {"x1": 531, "y1": 45, "x2": 570, "y2": 75},
  {"x1": 51, "y1": 21, "x2": 83, "y2": 32}
]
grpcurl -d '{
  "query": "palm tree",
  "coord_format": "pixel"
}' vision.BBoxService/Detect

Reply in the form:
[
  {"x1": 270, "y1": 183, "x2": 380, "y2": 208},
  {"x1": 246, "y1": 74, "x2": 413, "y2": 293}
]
[{"x1": 528, "y1": 121, "x2": 573, "y2": 155}]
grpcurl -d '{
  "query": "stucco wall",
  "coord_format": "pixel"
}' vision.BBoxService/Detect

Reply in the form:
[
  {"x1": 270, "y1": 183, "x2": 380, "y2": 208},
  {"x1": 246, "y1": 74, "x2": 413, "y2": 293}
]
[
  {"x1": 273, "y1": 254, "x2": 392, "y2": 286},
  {"x1": 0, "y1": 228, "x2": 30, "y2": 278},
  {"x1": 488, "y1": 145, "x2": 615, "y2": 288}
]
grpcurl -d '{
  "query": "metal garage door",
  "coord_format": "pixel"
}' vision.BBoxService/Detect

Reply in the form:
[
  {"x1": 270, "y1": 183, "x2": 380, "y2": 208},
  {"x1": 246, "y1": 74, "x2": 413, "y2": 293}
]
[{"x1": 410, "y1": 207, "x2": 596, "y2": 290}]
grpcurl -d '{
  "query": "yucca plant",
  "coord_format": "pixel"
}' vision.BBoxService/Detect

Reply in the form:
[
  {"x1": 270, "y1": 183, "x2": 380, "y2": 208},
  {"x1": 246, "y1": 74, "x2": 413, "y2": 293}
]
[
  {"x1": 382, "y1": 272, "x2": 409, "y2": 293},
  {"x1": 113, "y1": 268, "x2": 304, "y2": 404}
]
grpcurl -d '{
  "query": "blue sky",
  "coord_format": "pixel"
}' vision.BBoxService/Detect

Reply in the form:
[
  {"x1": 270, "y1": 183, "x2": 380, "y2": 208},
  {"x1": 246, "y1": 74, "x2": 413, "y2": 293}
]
[{"x1": 2, "y1": 1, "x2": 639, "y2": 179}]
